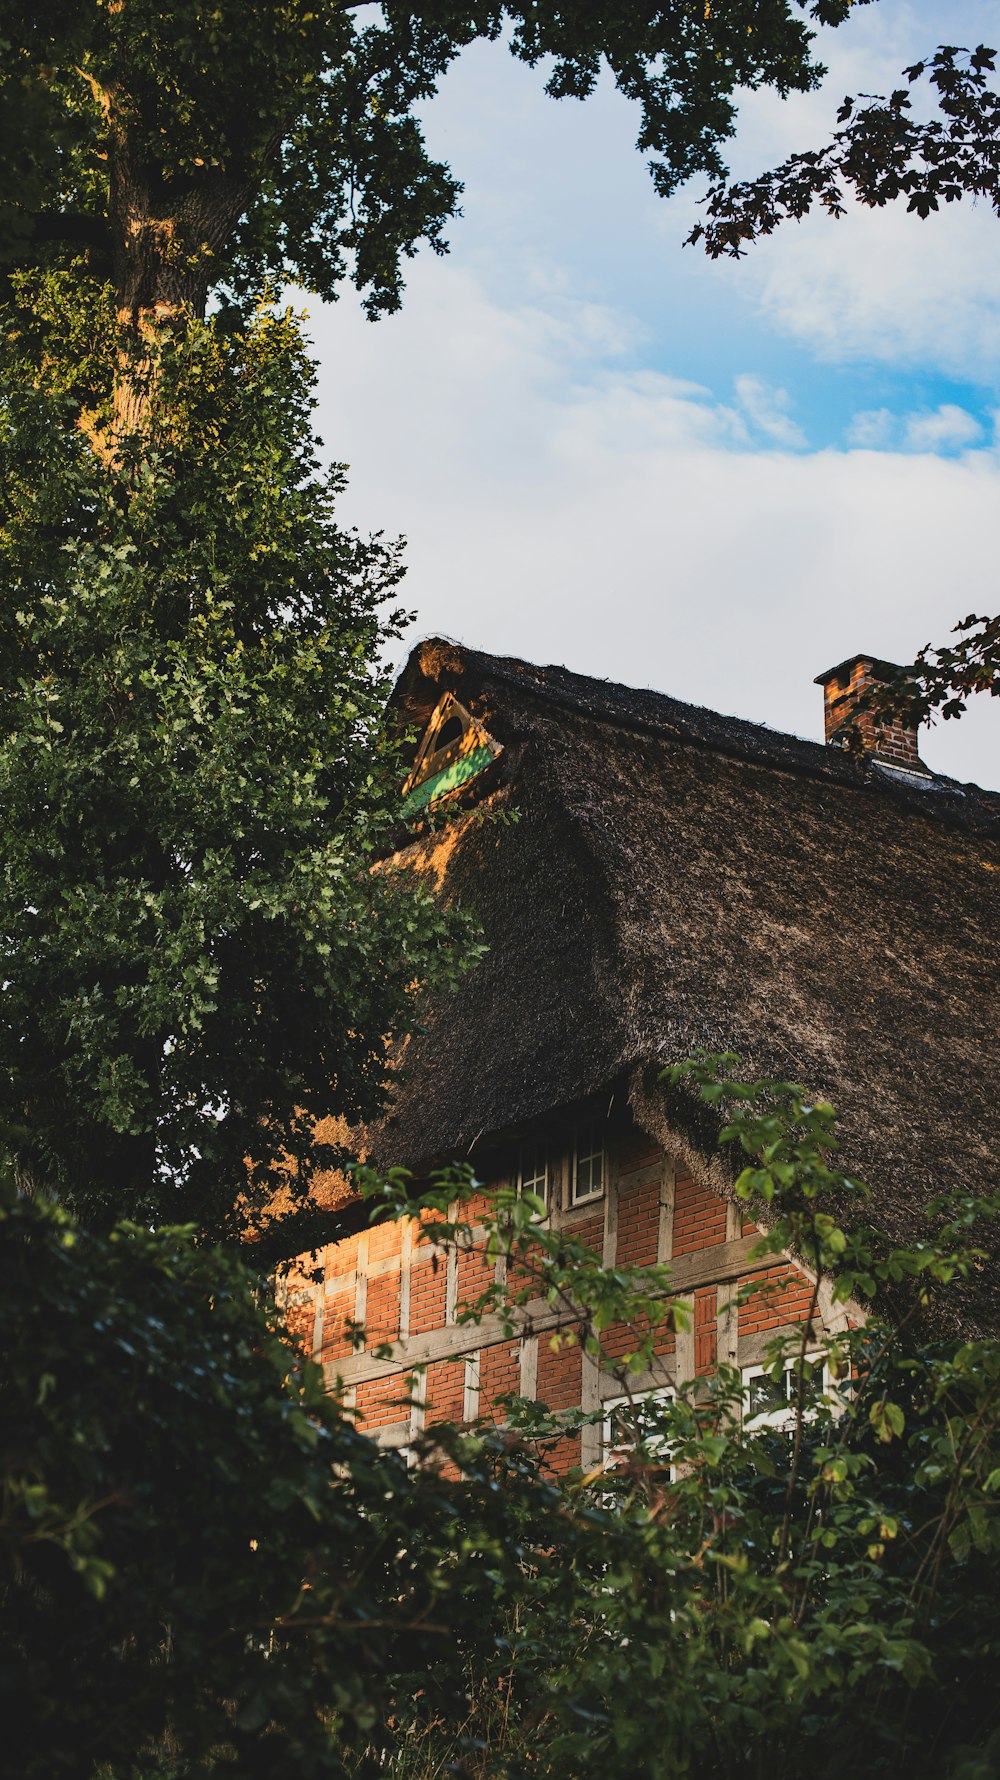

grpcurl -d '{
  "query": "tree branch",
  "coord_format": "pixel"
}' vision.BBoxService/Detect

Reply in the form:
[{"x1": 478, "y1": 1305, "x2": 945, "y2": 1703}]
[
  {"x1": 689, "y1": 45, "x2": 1000, "y2": 259},
  {"x1": 30, "y1": 209, "x2": 113, "y2": 254}
]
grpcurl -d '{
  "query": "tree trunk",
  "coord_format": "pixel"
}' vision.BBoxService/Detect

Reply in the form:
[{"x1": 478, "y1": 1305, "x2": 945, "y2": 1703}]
[{"x1": 107, "y1": 124, "x2": 257, "y2": 440}]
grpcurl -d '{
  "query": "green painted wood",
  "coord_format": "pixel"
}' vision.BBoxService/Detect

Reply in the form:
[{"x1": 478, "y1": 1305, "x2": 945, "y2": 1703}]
[{"x1": 402, "y1": 743, "x2": 495, "y2": 815}]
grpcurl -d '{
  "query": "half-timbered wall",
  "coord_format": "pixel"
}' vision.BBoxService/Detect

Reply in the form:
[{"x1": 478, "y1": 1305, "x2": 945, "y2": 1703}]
[{"x1": 288, "y1": 1110, "x2": 834, "y2": 1472}]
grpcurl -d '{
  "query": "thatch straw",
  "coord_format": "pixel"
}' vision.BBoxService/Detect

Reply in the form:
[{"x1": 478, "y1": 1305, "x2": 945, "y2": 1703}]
[{"x1": 368, "y1": 639, "x2": 1000, "y2": 1328}]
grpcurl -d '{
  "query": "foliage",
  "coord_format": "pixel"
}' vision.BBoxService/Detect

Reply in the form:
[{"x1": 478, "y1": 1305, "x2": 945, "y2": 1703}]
[
  {"x1": 364, "y1": 1158, "x2": 689, "y2": 1383},
  {"x1": 0, "y1": 4, "x2": 885, "y2": 1234},
  {"x1": 688, "y1": 40, "x2": 1000, "y2": 726},
  {"x1": 0, "y1": 304, "x2": 471, "y2": 1242},
  {"x1": 690, "y1": 45, "x2": 1000, "y2": 258},
  {"x1": 352, "y1": 1058, "x2": 1000, "y2": 1779},
  {"x1": 0, "y1": 1175, "x2": 577, "y2": 1780},
  {"x1": 0, "y1": 1, "x2": 864, "y2": 335},
  {"x1": 7, "y1": 1061, "x2": 1000, "y2": 1777},
  {"x1": 862, "y1": 611, "x2": 1000, "y2": 729}
]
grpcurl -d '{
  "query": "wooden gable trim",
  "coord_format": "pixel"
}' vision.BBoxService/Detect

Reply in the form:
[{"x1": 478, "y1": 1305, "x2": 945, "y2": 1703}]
[{"x1": 402, "y1": 692, "x2": 501, "y2": 815}]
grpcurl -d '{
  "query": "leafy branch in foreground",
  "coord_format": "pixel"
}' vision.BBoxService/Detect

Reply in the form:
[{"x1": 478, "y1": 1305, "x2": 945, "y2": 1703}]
[
  {"x1": 862, "y1": 612, "x2": 1000, "y2": 727},
  {"x1": 353, "y1": 1059, "x2": 1000, "y2": 1777},
  {"x1": 7, "y1": 1060, "x2": 1000, "y2": 1777},
  {"x1": 689, "y1": 45, "x2": 1000, "y2": 259},
  {"x1": 3, "y1": 0, "x2": 858, "y2": 327},
  {"x1": 0, "y1": 1, "x2": 869, "y2": 442},
  {"x1": 1, "y1": 1178, "x2": 587, "y2": 1780},
  {"x1": 688, "y1": 44, "x2": 1000, "y2": 730},
  {"x1": 359, "y1": 1158, "x2": 688, "y2": 1391}
]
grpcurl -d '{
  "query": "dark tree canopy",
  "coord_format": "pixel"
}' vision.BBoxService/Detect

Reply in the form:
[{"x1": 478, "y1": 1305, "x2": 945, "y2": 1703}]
[
  {"x1": 689, "y1": 44, "x2": 1000, "y2": 257},
  {"x1": 7, "y1": 1076, "x2": 1000, "y2": 1780},
  {"x1": 0, "y1": 1180, "x2": 559, "y2": 1779},
  {"x1": 0, "y1": 1, "x2": 891, "y2": 1233},
  {"x1": 0, "y1": 2, "x2": 863, "y2": 339}
]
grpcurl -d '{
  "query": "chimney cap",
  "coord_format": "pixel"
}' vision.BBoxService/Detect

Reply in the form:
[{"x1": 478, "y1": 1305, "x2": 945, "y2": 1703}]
[{"x1": 814, "y1": 652, "x2": 900, "y2": 689}]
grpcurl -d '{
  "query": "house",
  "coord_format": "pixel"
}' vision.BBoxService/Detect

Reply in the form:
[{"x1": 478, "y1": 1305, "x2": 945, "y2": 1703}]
[{"x1": 289, "y1": 639, "x2": 1000, "y2": 1469}]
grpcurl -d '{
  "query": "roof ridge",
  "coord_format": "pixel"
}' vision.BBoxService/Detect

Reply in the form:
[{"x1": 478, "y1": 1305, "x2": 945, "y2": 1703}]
[{"x1": 409, "y1": 639, "x2": 1000, "y2": 835}]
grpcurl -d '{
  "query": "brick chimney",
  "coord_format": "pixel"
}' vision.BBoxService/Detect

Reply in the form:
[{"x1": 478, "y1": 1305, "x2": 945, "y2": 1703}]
[{"x1": 814, "y1": 654, "x2": 927, "y2": 772}]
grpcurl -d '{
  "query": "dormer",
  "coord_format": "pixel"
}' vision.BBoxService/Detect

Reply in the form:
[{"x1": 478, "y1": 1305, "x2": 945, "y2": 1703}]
[{"x1": 401, "y1": 692, "x2": 501, "y2": 816}]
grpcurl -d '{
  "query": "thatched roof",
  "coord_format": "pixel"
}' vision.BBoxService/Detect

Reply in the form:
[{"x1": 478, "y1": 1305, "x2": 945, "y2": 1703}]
[{"x1": 371, "y1": 637, "x2": 1000, "y2": 1316}]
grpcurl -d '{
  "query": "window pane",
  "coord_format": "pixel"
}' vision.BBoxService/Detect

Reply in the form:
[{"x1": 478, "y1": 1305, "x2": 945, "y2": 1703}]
[
  {"x1": 744, "y1": 1359, "x2": 829, "y2": 1429},
  {"x1": 604, "y1": 1389, "x2": 675, "y2": 1466},
  {"x1": 520, "y1": 1147, "x2": 547, "y2": 1202},
  {"x1": 747, "y1": 1371, "x2": 786, "y2": 1419},
  {"x1": 573, "y1": 1122, "x2": 604, "y2": 1201}
]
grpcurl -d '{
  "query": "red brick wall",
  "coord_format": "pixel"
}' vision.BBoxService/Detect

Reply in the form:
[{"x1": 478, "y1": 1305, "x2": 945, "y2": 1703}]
[
  {"x1": 297, "y1": 1130, "x2": 822, "y2": 1458},
  {"x1": 738, "y1": 1263, "x2": 816, "y2": 1339},
  {"x1": 672, "y1": 1171, "x2": 727, "y2": 1255},
  {"x1": 355, "y1": 1374, "x2": 410, "y2": 1432},
  {"x1": 479, "y1": 1341, "x2": 520, "y2": 1420},
  {"x1": 616, "y1": 1167, "x2": 661, "y2": 1269},
  {"x1": 284, "y1": 1295, "x2": 314, "y2": 1354},
  {"x1": 423, "y1": 1357, "x2": 467, "y2": 1427},
  {"x1": 322, "y1": 1284, "x2": 357, "y2": 1361},
  {"x1": 534, "y1": 1335, "x2": 583, "y2": 1474},
  {"x1": 368, "y1": 1220, "x2": 402, "y2": 1267},
  {"x1": 457, "y1": 1241, "x2": 495, "y2": 1315},
  {"x1": 408, "y1": 1249, "x2": 448, "y2": 1332},
  {"x1": 569, "y1": 1211, "x2": 604, "y2": 1254},
  {"x1": 365, "y1": 1271, "x2": 399, "y2": 1349}
]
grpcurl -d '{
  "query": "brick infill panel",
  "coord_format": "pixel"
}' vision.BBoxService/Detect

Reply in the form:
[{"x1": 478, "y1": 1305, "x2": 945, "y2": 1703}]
[{"x1": 324, "y1": 1233, "x2": 773, "y2": 1390}]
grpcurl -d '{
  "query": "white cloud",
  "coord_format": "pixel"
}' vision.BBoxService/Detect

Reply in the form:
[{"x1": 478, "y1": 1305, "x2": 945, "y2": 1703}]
[
  {"x1": 299, "y1": 1, "x2": 1000, "y2": 795},
  {"x1": 310, "y1": 262, "x2": 1000, "y2": 790},
  {"x1": 847, "y1": 408, "x2": 896, "y2": 449},
  {"x1": 904, "y1": 403, "x2": 983, "y2": 452},
  {"x1": 687, "y1": 2, "x2": 1000, "y2": 381},
  {"x1": 739, "y1": 202, "x2": 1000, "y2": 380},
  {"x1": 733, "y1": 375, "x2": 805, "y2": 448},
  {"x1": 409, "y1": 6, "x2": 1000, "y2": 386},
  {"x1": 847, "y1": 403, "x2": 987, "y2": 454}
]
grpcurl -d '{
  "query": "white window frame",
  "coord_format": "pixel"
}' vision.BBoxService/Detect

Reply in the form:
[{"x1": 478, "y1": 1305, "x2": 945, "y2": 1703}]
[
  {"x1": 517, "y1": 1143, "x2": 549, "y2": 1211},
  {"x1": 741, "y1": 1355, "x2": 830, "y2": 1433},
  {"x1": 602, "y1": 1386, "x2": 676, "y2": 1472},
  {"x1": 571, "y1": 1119, "x2": 605, "y2": 1206}
]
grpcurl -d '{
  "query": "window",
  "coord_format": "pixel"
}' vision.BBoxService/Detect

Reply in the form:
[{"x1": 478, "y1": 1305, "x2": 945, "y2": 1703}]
[
  {"x1": 603, "y1": 1387, "x2": 676, "y2": 1471},
  {"x1": 401, "y1": 693, "x2": 501, "y2": 815},
  {"x1": 518, "y1": 1145, "x2": 548, "y2": 1210},
  {"x1": 742, "y1": 1356, "x2": 829, "y2": 1433},
  {"x1": 571, "y1": 1120, "x2": 604, "y2": 1205},
  {"x1": 435, "y1": 714, "x2": 464, "y2": 750}
]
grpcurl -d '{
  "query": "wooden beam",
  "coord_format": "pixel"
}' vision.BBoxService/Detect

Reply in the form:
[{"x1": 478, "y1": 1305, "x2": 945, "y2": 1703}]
[{"x1": 324, "y1": 1234, "x2": 771, "y2": 1390}]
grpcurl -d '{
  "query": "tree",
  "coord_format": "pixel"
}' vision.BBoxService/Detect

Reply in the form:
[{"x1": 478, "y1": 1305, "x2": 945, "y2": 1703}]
[
  {"x1": 0, "y1": 0, "x2": 879, "y2": 1236},
  {"x1": 0, "y1": 305, "x2": 472, "y2": 1242},
  {"x1": 7, "y1": 1064, "x2": 1000, "y2": 1779},
  {"x1": 688, "y1": 41, "x2": 1000, "y2": 729},
  {"x1": 0, "y1": 0, "x2": 865, "y2": 434},
  {"x1": 690, "y1": 45, "x2": 1000, "y2": 256},
  {"x1": 0, "y1": 1175, "x2": 561, "y2": 1779}
]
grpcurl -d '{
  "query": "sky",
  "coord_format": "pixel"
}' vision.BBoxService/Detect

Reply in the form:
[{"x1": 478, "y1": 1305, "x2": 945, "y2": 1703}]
[{"x1": 308, "y1": 0, "x2": 1000, "y2": 789}]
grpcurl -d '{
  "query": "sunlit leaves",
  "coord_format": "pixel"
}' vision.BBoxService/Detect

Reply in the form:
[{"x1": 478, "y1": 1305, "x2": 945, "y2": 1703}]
[
  {"x1": 0, "y1": 1, "x2": 862, "y2": 331},
  {"x1": 0, "y1": 306, "x2": 470, "y2": 1243}
]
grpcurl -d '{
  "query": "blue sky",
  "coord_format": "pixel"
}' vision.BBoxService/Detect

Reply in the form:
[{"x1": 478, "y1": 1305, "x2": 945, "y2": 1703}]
[{"x1": 309, "y1": 0, "x2": 1000, "y2": 787}]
